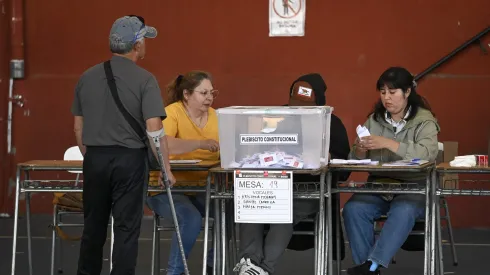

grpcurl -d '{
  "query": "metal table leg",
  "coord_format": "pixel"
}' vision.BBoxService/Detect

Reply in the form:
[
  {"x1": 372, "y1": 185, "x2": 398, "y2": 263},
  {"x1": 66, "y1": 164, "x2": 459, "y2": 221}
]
[
  {"x1": 202, "y1": 173, "x2": 212, "y2": 275},
  {"x1": 11, "y1": 167, "x2": 21, "y2": 275},
  {"x1": 314, "y1": 213, "x2": 319, "y2": 275},
  {"x1": 213, "y1": 218, "x2": 218, "y2": 275},
  {"x1": 230, "y1": 218, "x2": 238, "y2": 272},
  {"x1": 227, "y1": 200, "x2": 238, "y2": 273},
  {"x1": 220, "y1": 175, "x2": 227, "y2": 275},
  {"x1": 26, "y1": 171, "x2": 33, "y2": 275},
  {"x1": 424, "y1": 169, "x2": 434, "y2": 275},
  {"x1": 430, "y1": 169, "x2": 437, "y2": 275},
  {"x1": 156, "y1": 215, "x2": 161, "y2": 275},
  {"x1": 423, "y1": 170, "x2": 430, "y2": 275},
  {"x1": 317, "y1": 172, "x2": 325, "y2": 275},
  {"x1": 326, "y1": 171, "x2": 333, "y2": 275},
  {"x1": 50, "y1": 204, "x2": 58, "y2": 275},
  {"x1": 335, "y1": 194, "x2": 341, "y2": 275},
  {"x1": 436, "y1": 199, "x2": 444, "y2": 275},
  {"x1": 214, "y1": 174, "x2": 222, "y2": 275},
  {"x1": 151, "y1": 214, "x2": 158, "y2": 275}
]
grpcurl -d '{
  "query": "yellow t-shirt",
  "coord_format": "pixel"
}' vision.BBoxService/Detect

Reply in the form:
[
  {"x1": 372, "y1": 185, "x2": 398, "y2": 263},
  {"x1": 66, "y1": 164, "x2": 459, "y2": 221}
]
[{"x1": 148, "y1": 101, "x2": 219, "y2": 192}]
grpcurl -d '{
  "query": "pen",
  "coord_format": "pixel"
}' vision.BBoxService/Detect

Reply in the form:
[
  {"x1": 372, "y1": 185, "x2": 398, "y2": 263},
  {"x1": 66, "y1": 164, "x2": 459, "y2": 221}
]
[{"x1": 411, "y1": 158, "x2": 421, "y2": 162}]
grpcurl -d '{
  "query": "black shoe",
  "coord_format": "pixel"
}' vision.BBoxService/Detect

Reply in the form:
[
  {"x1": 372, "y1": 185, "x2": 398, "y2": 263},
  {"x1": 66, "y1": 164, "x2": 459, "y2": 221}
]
[
  {"x1": 347, "y1": 261, "x2": 380, "y2": 275},
  {"x1": 206, "y1": 265, "x2": 213, "y2": 275}
]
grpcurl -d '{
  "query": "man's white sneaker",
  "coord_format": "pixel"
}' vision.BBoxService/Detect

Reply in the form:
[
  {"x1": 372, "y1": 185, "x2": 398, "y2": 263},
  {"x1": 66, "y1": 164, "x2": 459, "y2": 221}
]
[{"x1": 233, "y1": 258, "x2": 269, "y2": 275}]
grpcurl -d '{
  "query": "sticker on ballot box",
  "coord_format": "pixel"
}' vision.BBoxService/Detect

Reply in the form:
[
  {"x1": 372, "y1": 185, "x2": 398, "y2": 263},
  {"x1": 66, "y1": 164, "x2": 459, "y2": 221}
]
[
  {"x1": 234, "y1": 170, "x2": 293, "y2": 224},
  {"x1": 240, "y1": 134, "x2": 299, "y2": 145}
]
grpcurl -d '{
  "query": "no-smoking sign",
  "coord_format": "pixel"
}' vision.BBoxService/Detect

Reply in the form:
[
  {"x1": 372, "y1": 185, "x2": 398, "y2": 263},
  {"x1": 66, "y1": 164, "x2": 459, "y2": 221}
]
[
  {"x1": 272, "y1": 0, "x2": 302, "y2": 19},
  {"x1": 269, "y1": 0, "x2": 306, "y2": 37}
]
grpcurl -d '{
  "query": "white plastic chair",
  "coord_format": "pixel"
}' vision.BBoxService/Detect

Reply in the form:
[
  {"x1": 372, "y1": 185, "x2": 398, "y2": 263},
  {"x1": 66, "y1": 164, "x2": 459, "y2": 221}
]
[{"x1": 64, "y1": 146, "x2": 84, "y2": 185}]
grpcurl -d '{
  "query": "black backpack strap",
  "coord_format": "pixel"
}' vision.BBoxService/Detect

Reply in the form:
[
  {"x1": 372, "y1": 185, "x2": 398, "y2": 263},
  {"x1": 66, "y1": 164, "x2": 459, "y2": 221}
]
[{"x1": 103, "y1": 60, "x2": 145, "y2": 140}]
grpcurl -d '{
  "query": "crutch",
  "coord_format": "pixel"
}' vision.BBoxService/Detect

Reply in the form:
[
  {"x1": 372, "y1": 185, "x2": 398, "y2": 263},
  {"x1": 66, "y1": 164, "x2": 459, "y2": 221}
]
[{"x1": 148, "y1": 131, "x2": 190, "y2": 275}]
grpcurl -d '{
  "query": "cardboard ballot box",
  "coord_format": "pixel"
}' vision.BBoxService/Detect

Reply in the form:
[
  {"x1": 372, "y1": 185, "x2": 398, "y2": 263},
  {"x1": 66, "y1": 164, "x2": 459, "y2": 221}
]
[{"x1": 216, "y1": 106, "x2": 332, "y2": 169}]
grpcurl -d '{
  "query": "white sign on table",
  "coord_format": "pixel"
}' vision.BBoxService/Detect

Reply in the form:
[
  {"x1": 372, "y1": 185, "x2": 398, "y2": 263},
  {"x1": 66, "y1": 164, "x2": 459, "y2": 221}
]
[
  {"x1": 269, "y1": 0, "x2": 306, "y2": 37},
  {"x1": 234, "y1": 170, "x2": 293, "y2": 224}
]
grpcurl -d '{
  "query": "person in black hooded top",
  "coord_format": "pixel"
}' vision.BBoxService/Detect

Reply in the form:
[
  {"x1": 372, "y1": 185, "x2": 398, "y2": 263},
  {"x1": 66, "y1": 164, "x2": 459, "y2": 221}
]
[{"x1": 233, "y1": 73, "x2": 351, "y2": 275}]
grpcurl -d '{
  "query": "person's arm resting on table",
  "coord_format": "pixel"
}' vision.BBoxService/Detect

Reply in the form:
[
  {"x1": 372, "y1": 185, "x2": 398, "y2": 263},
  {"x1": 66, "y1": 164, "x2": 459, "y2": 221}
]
[{"x1": 163, "y1": 108, "x2": 219, "y2": 154}]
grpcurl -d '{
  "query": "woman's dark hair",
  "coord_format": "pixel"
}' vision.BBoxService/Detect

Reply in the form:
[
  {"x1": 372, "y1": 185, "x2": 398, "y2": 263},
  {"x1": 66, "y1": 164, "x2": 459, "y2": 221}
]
[
  {"x1": 166, "y1": 71, "x2": 212, "y2": 105},
  {"x1": 371, "y1": 66, "x2": 433, "y2": 122}
]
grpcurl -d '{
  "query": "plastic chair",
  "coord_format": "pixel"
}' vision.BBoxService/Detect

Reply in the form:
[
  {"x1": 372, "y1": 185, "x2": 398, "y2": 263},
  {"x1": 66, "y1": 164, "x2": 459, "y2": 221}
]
[{"x1": 64, "y1": 145, "x2": 83, "y2": 184}]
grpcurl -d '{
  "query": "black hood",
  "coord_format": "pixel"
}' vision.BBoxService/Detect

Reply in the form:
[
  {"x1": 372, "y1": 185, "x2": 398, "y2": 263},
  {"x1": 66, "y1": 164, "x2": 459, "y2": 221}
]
[{"x1": 289, "y1": 73, "x2": 327, "y2": 106}]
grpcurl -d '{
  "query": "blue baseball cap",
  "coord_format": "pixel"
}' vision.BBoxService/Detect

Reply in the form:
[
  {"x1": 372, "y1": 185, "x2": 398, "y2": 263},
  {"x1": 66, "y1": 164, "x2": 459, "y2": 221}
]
[{"x1": 109, "y1": 15, "x2": 157, "y2": 45}]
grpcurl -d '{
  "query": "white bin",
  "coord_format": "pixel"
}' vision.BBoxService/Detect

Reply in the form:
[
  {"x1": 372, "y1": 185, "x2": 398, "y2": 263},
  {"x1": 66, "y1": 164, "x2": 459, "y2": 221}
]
[{"x1": 216, "y1": 106, "x2": 332, "y2": 170}]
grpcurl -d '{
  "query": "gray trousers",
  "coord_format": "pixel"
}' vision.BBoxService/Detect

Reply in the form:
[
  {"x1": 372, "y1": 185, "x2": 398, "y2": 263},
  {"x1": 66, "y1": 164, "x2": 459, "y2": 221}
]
[{"x1": 238, "y1": 200, "x2": 318, "y2": 274}]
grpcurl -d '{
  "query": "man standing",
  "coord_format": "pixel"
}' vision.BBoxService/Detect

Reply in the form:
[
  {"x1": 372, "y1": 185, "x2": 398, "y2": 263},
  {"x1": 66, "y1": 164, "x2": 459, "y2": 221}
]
[{"x1": 71, "y1": 15, "x2": 176, "y2": 275}]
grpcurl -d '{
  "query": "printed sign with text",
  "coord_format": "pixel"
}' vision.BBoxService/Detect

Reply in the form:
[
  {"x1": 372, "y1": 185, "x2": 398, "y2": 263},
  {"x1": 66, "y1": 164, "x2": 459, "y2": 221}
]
[
  {"x1": 234, "y1": 170, "x2": 293, "y2": 224},
  {"x1": 269, "y1": 0, "x2": 306, "y2": 37}
]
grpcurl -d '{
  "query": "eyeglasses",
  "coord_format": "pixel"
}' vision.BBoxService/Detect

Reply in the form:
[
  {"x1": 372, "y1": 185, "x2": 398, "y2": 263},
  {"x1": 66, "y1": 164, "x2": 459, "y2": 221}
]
[{"x1": 193, "y1": 89, "x2": 219, "y2": 99}]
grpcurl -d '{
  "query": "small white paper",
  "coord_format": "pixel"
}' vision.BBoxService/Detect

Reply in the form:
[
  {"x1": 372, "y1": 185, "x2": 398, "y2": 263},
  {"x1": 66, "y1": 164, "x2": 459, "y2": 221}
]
[
  {"x1": 356, "y1": 125, "x2": 371, "y2": 138},
  {"x1": 261, "y1": 127, "x2": 277, "y2": 134},
  {"x1": 284, "y1": 156, "x2": 304, "y2": 168},
  {"x1": 259, "y1": 152, "x2": 284, "y2": 166},
  {"x1": 229, "y1": 161, "x2": 242, "y2": 168}
]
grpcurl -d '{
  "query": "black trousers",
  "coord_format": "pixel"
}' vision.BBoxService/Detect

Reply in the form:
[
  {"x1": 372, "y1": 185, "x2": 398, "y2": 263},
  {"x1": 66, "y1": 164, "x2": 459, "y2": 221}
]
[{"x1": 77, "y1": 146, "x2": 148, "y2": 275}]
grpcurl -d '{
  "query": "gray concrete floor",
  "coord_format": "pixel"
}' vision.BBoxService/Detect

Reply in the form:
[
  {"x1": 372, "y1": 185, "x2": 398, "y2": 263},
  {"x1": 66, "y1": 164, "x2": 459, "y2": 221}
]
[{"x1": 1, "y1": 214, "x2": 489, "y2": 274}]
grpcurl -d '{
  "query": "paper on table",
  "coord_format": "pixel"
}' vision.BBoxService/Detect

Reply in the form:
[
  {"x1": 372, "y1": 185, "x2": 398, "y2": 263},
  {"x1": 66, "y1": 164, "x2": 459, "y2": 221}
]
[
  {"x1": 382, "y1": 159, "x2": 429, "y2": 166},
  {"x1": 330, "y1": 159, "x2": 379, "y2": 165},
  {"x1": 356, "y1": 125, "x2": 371, "y2": 138},
  {"x1": 170, "y1": 160, "x2": 202, "y2": 164}
]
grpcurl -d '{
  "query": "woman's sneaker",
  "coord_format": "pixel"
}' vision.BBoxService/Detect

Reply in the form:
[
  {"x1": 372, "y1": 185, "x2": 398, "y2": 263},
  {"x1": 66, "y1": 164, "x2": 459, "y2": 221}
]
[{"x1": 233, "y1": 258, "x2": 269, "y2": 275}]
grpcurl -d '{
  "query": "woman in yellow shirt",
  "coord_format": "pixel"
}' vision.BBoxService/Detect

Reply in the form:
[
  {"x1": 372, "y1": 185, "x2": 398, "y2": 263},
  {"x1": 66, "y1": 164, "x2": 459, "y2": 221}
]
[{"x1": 146, "y1": 71, "x2": 220, "y2": 275}]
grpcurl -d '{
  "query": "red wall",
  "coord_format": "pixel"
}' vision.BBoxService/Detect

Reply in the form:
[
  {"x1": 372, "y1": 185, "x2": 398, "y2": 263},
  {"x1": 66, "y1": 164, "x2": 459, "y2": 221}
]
[{"x1": 2, "y1": 1, "x2": 490, "y2": 227}]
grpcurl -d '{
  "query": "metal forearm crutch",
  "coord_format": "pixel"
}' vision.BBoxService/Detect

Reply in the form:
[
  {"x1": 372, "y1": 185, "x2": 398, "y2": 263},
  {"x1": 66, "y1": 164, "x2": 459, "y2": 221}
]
[{"x1": 148, "y1": 132, "x2": 190, "y2": 275}]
